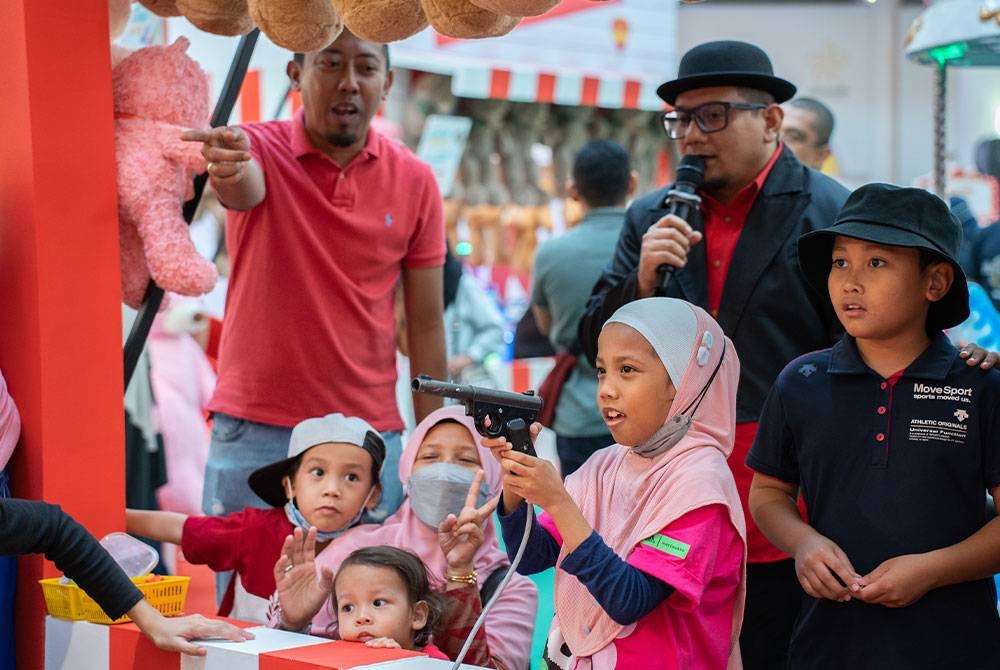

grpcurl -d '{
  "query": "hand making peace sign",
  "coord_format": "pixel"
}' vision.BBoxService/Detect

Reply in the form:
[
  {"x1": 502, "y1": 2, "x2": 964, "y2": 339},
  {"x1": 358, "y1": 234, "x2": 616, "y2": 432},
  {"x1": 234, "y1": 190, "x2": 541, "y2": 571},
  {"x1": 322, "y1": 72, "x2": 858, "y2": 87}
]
[{"x1": 437, "y1": 469, "x2": 499, "y2": 578}]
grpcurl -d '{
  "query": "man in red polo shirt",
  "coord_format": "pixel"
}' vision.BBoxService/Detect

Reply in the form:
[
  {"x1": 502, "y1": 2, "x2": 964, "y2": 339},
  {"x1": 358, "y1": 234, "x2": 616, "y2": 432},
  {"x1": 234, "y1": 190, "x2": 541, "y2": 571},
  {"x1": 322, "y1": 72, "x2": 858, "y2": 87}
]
[{"x1": 181, "y1": 30, "x2": 446, "y2": 548}]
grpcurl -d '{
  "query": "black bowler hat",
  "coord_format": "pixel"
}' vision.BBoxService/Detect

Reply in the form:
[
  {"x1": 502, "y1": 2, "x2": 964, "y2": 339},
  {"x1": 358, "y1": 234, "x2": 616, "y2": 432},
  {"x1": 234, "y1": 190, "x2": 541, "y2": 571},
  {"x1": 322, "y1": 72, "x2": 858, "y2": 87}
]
[
  {"x1": 798, "y1": 183, "x2": 969, "y2": 331},
  {"x1": 657, "y1": 40, "x2": 796, "y2": 105}
]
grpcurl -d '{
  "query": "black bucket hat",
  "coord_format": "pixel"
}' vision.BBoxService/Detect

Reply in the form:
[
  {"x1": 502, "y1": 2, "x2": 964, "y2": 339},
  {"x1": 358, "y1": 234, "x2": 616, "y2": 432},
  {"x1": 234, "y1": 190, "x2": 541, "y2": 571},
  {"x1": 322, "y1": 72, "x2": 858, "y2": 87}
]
[
  {"x1": 248, "y1": 413, "x2": 386, "y2": 508},
  {"x1": 798, "y1": 183, "x2": 969, "y2": 331},
  {"x1": 657, "y1": 40, "x2": 797, "y2": 105}
]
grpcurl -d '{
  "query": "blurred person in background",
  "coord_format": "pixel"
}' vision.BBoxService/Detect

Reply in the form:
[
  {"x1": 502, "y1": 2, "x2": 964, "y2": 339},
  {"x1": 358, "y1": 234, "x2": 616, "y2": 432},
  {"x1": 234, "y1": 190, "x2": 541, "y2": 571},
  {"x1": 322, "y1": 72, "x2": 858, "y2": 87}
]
[
  {"x1": 395, "y1": 249, "x2": 506, "y2": 432},
  {"x1": 780, "y1": 97, "x2": 834, "y2": 172},
  {"x1": 149, "y1": 298, "x2": 216, "y2": 519},
  {"x1": 950, "y1": 195, "x2": 981, "y2": 281},
  {"x1": 442, "y1": 250, "x2": 506, "y2": 388}
]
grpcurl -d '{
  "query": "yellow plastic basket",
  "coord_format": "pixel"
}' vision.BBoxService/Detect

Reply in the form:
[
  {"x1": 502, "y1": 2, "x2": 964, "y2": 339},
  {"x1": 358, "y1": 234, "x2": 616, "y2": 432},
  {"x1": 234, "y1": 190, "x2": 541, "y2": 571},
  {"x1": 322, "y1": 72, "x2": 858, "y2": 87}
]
[{"x1": 40, "y1": 575, "x2": 190, "y2": 624}]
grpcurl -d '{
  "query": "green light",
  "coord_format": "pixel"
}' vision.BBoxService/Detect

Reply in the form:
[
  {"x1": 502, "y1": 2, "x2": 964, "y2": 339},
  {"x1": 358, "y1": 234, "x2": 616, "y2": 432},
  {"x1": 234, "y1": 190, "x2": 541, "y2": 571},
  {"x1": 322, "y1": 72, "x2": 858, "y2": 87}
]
[
  {"x1": 455, "y1": 241, "x2": 473, "y2": 256},
  {"x1": 928, "y1": 42, "x2": 967, "y2": 65}
]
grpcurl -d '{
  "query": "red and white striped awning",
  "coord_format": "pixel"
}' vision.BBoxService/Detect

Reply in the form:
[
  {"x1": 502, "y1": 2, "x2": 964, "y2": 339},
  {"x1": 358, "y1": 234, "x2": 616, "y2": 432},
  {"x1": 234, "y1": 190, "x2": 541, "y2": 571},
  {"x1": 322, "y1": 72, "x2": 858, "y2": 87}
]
[
  {"x1": 389, "y1": 0, "x2": 673, "y2": 112},
  {"x1": 448, "y1": 64, "x2": 663, "y2": 111}
]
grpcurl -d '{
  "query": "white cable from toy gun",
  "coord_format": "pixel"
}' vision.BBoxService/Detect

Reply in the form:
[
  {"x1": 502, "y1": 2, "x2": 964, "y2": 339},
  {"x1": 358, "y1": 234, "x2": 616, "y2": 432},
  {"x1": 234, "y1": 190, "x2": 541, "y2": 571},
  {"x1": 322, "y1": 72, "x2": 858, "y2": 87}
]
[{"x1": 449, "y1": 500, "x2": 533, "y2": 670}]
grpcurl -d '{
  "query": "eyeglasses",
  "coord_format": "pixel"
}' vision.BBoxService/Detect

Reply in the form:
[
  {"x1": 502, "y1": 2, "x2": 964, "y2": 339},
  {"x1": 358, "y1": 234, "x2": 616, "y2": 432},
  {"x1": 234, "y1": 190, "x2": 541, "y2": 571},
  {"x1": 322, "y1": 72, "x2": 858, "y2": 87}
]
[
  {"x1": 660, "y1": 101, "x2": 768, "y2": 139},
  {"x1": 780, "y1": 127, "x2": 825, "y2": 149}
]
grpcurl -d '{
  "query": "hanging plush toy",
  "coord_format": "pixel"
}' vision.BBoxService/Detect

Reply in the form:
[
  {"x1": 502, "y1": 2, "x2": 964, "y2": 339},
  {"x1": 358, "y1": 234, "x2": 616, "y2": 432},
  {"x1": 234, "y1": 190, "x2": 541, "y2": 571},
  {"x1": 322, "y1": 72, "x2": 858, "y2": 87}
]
[
  {"x1": 135, "y1": 0, "x2": 547, "y2": 48},
  {"x1": 248, "y1": 0, "x2": 343, "y2": 51},
  {"x1": 177, "y1": 0, "x2": 254, "y2": 36},
  {"x1": 113, "y1": 38, "x2": 218, "y2": 308},
  {"x1": 420, "y1": 0, "x2": 520, "y2": 38},
  {"x1": 467, "y1": 0, "x2": 558, "y2": 15},
  {"x1": 332, "y1": 0, "x2": 428, "y2": 43}
]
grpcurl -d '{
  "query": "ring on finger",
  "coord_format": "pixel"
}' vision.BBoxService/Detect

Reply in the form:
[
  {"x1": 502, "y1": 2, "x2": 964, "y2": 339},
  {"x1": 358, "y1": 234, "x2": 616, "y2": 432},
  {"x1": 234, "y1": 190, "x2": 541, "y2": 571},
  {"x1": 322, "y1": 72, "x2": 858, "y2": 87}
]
[
  {"x1": 283, "y1": 564, "x2": 294, "y2": 574},
  {"x1": 206, "y1": 161, "x2": 216, "y2": 172}
]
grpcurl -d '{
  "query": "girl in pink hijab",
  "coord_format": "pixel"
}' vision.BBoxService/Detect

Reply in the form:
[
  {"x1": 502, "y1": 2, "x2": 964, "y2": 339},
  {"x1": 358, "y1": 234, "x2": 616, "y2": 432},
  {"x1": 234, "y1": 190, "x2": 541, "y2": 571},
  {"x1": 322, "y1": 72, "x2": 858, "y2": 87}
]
[
  {"x1": 490, "y1": 297, "x2": 747, "y2": 669},
  {"x1": 271, "y1": 405, "x2": 538, "y2": 670}
]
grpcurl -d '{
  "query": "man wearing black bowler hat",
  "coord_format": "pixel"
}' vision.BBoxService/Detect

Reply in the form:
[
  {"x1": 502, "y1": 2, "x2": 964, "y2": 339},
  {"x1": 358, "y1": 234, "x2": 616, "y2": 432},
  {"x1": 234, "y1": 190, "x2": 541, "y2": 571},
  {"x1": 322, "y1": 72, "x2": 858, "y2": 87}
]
[{"x1": 578, "y1": 40, "x2": 851, "y2": 668}]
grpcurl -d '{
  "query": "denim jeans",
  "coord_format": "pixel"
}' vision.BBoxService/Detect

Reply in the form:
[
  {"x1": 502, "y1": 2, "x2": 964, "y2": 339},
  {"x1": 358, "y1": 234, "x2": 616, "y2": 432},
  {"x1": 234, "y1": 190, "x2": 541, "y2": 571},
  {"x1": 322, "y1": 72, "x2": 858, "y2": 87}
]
[{"x1": 203, "y1": 414, "x2": 404, "y2": 600}]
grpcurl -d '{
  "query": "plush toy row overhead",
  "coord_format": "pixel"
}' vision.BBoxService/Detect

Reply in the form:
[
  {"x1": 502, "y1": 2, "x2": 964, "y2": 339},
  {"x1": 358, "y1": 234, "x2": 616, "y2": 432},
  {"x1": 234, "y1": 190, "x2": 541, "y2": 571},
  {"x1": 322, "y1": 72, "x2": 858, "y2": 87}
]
[
  {"x1": 109, "y1": 0, "x2": 612, "y2": 308},
  {"x1": 134, "y1": 0, "x2": 608, "y2": 51}
]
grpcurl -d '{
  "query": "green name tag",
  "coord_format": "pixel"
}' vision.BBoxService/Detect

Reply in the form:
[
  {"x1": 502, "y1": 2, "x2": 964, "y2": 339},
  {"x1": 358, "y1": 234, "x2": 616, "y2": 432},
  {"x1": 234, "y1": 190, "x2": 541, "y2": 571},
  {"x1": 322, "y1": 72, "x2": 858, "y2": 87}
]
[{"x1": 642, "y1": 533, "x2": 690, "y2": 559}]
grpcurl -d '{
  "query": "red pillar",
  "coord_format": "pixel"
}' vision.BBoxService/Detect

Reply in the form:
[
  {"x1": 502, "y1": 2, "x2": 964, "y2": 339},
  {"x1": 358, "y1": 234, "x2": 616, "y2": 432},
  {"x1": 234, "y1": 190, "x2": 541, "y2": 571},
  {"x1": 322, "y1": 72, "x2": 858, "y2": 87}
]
[{"x1": 0, "y1": 1, "x2": 125, "y2": 668}]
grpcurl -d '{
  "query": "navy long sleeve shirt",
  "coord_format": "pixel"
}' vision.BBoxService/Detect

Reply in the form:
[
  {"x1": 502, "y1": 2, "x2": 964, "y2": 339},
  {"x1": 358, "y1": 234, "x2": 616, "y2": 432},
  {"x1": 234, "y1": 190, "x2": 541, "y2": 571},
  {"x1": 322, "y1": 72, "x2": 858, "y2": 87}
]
[
  {"x1": 0, "y1": 498, "x2": 143, "y2": 620},
  {"x1": 498, "y1": 500, "x2": 673, "y2": 625}
]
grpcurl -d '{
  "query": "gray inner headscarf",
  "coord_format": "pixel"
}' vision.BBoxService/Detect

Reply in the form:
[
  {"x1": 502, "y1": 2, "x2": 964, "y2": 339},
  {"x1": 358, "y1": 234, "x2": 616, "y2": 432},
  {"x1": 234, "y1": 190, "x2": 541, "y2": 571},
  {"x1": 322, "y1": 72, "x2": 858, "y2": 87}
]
[{"x1": 604, "y1": 298, "x2": 722, "y2": 458}]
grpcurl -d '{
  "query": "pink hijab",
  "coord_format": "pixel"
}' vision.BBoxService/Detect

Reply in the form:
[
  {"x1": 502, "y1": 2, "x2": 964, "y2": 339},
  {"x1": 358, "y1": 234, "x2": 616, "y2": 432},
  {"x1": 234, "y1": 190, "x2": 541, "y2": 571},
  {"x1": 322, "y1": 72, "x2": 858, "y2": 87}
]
[
  {"x1": 312, "y1": 405, "x2": 510, "y2": 626},
  {"x1": 558, "y1": 298, "x2": 747, "y2": 663},
  {"x1": 0, "y1": 371, "x2": 21, "y2": 473}
]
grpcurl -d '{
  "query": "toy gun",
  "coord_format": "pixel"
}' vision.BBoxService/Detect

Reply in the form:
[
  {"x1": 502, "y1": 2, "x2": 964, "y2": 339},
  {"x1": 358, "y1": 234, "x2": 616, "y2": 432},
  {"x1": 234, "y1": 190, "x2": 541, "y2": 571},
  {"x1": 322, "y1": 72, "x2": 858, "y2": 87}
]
[{"x1": 411, "y1": 376, "x2": 543, "y2": 457}]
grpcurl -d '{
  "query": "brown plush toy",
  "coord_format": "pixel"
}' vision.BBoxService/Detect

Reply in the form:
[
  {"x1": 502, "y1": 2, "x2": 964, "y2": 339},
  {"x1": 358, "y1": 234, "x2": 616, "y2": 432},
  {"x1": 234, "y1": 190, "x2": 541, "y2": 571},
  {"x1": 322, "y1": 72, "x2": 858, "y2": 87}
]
[
  {"x1": 332, "y1": 0, "x2": 428, "y2": 43},
  {"x1": 468, "y1": 0, "x2": 558, "y2": 16},
  {"x1": 177, "y1": 0, "x2": 254, "y2": 35},
  {"x1": 420, "y1": 0, "x2": 521, "y2": 39},
  {"x1": 248, "y1": 0, "x2": 343, "y2": 51}
]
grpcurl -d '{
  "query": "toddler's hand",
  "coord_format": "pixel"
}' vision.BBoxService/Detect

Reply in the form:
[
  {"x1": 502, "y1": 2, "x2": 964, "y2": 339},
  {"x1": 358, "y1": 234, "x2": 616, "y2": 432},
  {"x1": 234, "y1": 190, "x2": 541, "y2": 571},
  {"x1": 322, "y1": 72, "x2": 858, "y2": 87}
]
[
  {"x1": 854, "y1": 554, "x2": 935, "y2": 608},
  {"x1": 364, "y1": 637, "x2": 402, "y2": 649},
  {"x1": 273, "y1": 527, "x2": 333, "y2": 630},
  {"x1": 793, "y1": 532, "x2": 862, "y2": 602}
]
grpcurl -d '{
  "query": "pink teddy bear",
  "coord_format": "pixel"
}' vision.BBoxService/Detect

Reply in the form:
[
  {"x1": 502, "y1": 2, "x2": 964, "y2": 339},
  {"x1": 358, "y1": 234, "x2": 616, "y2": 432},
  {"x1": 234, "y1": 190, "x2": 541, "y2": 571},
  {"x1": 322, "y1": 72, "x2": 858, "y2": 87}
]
[{"x1": 113, "y1": 37, "x2": 218, "y2": 308}]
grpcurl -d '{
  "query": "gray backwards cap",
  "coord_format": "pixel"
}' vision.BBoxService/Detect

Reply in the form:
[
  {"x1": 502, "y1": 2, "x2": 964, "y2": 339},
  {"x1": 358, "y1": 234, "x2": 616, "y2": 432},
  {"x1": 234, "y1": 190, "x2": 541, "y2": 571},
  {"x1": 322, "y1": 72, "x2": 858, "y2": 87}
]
[{"x1": 248, "y1": 413, "x2": 385, "y2": 508}]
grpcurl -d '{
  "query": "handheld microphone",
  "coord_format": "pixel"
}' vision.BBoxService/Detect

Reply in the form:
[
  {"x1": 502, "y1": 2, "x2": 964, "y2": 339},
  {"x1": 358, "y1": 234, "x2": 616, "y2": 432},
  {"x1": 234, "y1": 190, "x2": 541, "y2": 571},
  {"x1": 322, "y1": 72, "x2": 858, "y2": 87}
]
[{"x1": 657, "y1": 155, "x2": 705, "y2": 293}]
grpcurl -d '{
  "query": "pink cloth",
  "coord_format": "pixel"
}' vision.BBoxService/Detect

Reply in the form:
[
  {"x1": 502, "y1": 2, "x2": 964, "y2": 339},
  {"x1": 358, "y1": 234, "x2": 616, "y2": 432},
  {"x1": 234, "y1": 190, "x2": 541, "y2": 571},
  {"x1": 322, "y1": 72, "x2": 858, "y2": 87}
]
[
  {"x1": 311, "y1": 406, "x2": 538, "y2": 670},
  {"x1": 208, "y1": 112, "x2": 445, "y2": 431},
  {"x1": 541, "y1": 505, "x2": 742, "y2": 670},
  {"x1": 149, "y1": 314, "x2": 216, "y2": 516},
  {"x1": 557, "y1": 298, "x2": 747, "y2": 668},
  {"x1": 0, "y1": 372, "x2": 20, "y2": 472}
]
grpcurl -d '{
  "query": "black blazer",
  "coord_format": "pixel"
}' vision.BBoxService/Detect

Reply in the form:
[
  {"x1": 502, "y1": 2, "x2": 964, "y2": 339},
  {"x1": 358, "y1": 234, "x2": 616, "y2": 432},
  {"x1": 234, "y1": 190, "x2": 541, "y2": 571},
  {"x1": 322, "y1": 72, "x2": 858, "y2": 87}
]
[{"x1": 578, "y1": 148, "x2": 850, "y2": 423}]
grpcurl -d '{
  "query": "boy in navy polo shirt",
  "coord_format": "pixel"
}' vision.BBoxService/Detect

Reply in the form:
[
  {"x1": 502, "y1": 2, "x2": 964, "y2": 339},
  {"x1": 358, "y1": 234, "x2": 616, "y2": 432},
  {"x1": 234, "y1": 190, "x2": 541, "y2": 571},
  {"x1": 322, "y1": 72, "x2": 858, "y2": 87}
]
[{"x1": 747, "y1": 183, "x2": 1000, "y2": 669}]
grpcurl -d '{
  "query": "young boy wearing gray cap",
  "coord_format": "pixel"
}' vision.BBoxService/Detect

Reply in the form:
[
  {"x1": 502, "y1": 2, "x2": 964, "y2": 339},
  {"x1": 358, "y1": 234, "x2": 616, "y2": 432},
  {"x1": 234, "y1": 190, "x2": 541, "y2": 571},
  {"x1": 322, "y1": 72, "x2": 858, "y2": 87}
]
[
  {"x1": 748, "y1": 183, "x2": 1000, "y2": 668},
  {"x1": 127, "y1": 413, "x2": 384, "y2": 623}
]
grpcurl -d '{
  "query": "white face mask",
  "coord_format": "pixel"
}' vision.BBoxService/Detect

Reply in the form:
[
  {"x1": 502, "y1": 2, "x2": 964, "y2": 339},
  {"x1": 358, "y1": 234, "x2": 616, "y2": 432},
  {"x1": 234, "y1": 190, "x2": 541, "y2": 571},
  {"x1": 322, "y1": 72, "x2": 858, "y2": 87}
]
[
  {"x1": 283, "y1": 486, "x2": 375, "y2": 542},
  {"x1": 407, "y1": 462, "x2": 490, "y2": 529}
]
